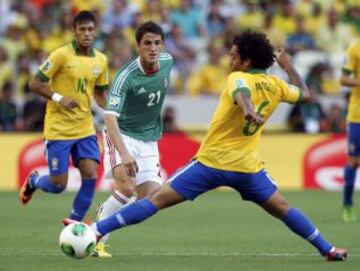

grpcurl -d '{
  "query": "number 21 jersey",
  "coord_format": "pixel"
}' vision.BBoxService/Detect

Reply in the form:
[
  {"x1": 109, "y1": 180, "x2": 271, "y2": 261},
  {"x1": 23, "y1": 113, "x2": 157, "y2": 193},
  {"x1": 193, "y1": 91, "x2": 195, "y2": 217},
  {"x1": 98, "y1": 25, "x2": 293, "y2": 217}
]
[{"x1": 105, "y1": 52, "x2": 173, "y2": 142}]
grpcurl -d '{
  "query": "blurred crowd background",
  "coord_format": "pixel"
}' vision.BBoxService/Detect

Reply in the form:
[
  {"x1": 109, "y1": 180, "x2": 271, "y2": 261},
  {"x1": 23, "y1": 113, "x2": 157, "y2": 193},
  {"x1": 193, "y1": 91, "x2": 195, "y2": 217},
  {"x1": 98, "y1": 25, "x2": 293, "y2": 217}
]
[{"x1": 0, "y1": 0, "x2": 359, "y2": 134}]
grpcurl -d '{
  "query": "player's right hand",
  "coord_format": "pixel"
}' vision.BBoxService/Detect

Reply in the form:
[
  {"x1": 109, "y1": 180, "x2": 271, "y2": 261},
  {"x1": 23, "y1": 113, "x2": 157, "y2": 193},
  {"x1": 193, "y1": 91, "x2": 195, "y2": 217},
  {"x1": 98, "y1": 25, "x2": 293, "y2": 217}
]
[
  {"x1": 59, "y1": 97, "x2": 80, "y2": 110},
  {"x1": 245, "y1": 112, "x2": 264, "y2": 126},
  {"x1": 122, "y1": 153, "x2": 139, "y2": 178}
]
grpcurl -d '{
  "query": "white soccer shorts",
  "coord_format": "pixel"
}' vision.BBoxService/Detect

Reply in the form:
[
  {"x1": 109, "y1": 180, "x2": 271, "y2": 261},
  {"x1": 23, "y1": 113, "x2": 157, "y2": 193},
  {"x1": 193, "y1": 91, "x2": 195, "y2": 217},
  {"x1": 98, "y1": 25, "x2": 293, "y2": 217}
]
[{"x1": 102, "y1": 129, "x2": 163, "y2": 186}]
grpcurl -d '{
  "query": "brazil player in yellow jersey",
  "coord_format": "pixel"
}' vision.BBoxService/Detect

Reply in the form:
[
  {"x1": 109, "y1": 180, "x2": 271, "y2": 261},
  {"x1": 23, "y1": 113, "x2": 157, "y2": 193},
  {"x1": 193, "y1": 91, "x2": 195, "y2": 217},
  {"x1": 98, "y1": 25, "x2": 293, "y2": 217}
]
[
  {"x1": 340, "y1": 40, "x2": 360, "y2": 223},
  {"x1": 19, "y1": 11, "x2": 109, "y2": 224},
  {"x1": 89, "y1": 31, "x2": 347, "y2": 261}
]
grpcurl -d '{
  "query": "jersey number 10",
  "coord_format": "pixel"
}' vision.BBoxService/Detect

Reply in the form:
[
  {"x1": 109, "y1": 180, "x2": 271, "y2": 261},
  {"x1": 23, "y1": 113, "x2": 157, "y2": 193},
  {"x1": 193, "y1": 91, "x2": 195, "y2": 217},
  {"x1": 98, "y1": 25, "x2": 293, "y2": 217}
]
[{"x1": 77, "y1": 78, "x2": 88, "y2": 93}]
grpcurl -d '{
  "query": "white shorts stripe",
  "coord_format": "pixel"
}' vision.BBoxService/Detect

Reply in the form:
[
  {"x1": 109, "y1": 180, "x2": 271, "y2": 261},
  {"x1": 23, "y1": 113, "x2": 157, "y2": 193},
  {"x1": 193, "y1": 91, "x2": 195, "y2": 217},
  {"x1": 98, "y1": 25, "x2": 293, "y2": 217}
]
[
  {"x1": 104, "y1": 131, "x2": 117, "y2": 168},
  {"x1": 168, "y1": 160, "x2": 197, "y2": 183}
]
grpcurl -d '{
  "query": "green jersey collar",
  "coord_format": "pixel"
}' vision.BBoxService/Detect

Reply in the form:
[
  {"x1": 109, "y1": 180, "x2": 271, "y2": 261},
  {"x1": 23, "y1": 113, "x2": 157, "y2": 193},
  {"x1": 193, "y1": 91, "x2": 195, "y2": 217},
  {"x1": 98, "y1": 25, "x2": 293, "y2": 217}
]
[
  {"x1": 248, "y1": 68, "x2": 266, "y2": 74},
  {"x1": 71, "y1": 40, "x2": 95, "y2": 57}
]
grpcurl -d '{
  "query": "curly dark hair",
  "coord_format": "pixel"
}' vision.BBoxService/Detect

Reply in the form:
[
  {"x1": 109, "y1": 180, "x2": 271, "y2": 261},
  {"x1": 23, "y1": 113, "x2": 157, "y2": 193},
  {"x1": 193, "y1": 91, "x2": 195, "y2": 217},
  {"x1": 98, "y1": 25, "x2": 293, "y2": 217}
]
[
  {"x1": 135, "y1": 21, "x2": 164, "y2": 44},
  {"x1": 233, "y1": 30, "x2": 275, "y2": 69}
]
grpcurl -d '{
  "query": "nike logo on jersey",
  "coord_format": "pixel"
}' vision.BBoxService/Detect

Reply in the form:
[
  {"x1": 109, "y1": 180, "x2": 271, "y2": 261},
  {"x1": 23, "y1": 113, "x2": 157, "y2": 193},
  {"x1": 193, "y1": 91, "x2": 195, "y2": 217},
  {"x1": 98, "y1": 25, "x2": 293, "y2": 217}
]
[
  {"x1": 135, "y1": 87, "x2": 147, "y2": 95},
  {"x1": 66, "y1": 65, "x2": 75, "y2": 69}
]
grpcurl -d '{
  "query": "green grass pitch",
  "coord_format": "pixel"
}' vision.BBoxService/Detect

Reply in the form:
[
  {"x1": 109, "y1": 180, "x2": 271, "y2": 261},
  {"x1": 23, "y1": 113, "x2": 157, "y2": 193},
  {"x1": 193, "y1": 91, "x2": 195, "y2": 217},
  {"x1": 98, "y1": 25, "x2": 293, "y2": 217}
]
[{"x1": 0, "y1": 190, "x2": 359, "y2": 271}]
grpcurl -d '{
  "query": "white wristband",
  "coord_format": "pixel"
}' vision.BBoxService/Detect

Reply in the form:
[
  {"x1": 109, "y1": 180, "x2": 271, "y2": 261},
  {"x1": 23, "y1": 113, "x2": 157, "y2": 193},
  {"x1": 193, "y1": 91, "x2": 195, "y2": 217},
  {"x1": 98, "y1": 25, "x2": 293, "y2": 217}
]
[{"x1": 51, "y1": 92, "x2": 63, "y2": 103}]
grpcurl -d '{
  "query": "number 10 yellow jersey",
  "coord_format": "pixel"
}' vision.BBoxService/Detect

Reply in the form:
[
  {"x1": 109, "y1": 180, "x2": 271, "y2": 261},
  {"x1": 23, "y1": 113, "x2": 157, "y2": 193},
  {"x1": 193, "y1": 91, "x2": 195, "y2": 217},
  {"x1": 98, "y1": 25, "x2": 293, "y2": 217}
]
[{"x1": 37, "y1": 41, "x2": 108, "y2": 140}]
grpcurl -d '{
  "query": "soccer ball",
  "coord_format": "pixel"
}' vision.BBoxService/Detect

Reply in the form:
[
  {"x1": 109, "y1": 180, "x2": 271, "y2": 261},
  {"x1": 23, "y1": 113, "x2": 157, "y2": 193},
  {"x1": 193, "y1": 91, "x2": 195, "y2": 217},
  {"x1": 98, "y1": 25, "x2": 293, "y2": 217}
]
[{"x1": 59, "y1": 222, "x2": 96, "y2": 259}]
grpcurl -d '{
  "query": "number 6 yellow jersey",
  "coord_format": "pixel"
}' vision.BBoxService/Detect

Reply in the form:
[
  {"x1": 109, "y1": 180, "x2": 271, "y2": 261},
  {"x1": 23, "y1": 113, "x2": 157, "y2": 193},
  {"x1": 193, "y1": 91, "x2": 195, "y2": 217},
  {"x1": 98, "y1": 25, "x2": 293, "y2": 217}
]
[
  {"x1": 196, "y1": 69, "x2": 301, "y2": 173},
  {"x1": 37, "y1": 41, "x2": 109, "y2": 140}
]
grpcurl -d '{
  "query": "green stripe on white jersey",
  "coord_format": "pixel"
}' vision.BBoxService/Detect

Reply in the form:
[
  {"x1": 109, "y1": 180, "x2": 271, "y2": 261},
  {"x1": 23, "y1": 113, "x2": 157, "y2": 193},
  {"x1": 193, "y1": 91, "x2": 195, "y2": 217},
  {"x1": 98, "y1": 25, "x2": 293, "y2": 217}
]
[{"x1": 106, "y1": 52, "x2": 173, "y2": 142}]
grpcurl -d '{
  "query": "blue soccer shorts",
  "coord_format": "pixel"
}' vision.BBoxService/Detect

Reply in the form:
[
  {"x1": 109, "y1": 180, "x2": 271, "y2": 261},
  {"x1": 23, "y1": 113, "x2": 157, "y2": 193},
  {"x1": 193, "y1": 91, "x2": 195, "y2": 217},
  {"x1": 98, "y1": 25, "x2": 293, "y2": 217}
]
[
  {"x1": 169, "y1": 160, "x2": 277, "y2": 204},
  {"x1": 347, "y1": 122, "x2": 360, "y2": 156},
  {"x1": 45, "y1": 135, "x2": 100, "y2": 176}
]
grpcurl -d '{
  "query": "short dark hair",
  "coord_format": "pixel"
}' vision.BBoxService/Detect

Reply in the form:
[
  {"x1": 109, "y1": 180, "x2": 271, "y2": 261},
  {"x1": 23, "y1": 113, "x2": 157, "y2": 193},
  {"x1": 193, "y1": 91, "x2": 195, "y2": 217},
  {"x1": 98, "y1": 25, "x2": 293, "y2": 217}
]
[
  {"x1": 73, "y1": 11, "x2": 97, "y2": 28},
  {"x1": 233, "y1": 30, "x2": 275, "y2": 69},
  {"x1": 135, "y1": 21, "x2": 164, "y2": 44}
]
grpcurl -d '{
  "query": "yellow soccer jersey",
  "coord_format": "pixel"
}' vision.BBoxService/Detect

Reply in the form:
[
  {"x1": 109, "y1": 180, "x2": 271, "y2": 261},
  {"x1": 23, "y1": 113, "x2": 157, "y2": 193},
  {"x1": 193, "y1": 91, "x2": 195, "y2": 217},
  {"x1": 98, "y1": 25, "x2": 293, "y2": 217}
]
[
  {"x1": 342, "y1": 40, "x2": 360, "y2": 123},
  {"x1": 196, "y1": 69, "x2": 301, "y2": 173},
  {"x1": 37, "y1": 41, "x2": 109, "y2": 140}
]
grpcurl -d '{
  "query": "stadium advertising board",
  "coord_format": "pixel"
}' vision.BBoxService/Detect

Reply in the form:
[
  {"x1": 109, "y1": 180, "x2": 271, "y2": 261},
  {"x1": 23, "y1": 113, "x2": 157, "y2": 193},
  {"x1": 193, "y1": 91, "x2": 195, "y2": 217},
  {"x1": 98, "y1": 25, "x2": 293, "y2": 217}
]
[
  {"x1": 1, "y1": 133, "x2": 348, "y2": 191},
  {"x1": 303, "y1": 134, "x2": 355, "y2": 190}
]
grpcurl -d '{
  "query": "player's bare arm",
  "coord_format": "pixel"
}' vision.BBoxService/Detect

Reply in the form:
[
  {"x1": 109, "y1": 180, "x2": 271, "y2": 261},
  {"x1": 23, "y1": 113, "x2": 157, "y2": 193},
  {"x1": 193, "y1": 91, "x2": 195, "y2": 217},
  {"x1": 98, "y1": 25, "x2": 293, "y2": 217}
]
[
  {"x1": 276, "y1": 48, "x2": 310, "y2": 101},
  {"x1": 103, "y1": 113, "x2": 139, "y2": 177},
  {"x1": 340, "y1": 74, "x2": 360, "y2": 87},
  {"x1": 29, "y1": 75, "x2": 79, "y2": 109},
  {"x1": 234, "y1": 91, "x2": 264, "y2": 125},
  {"x1": 94, "y1": 88, "x2": 107, "y2": 109}
]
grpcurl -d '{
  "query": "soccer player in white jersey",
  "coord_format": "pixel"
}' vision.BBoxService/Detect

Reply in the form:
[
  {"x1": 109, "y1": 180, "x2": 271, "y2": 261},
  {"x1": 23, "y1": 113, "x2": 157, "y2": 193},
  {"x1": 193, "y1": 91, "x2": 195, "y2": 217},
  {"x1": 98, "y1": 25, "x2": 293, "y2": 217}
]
[{"x1": 92, "y1": 21, "x2": 173, "y2": 257}]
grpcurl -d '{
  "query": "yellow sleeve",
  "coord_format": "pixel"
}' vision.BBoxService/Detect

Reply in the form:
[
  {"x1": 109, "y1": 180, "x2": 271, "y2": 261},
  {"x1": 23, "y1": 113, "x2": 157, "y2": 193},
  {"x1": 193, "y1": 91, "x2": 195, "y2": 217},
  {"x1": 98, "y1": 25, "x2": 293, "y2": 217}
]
[
  {"x1": 37, "y1": 49, "x2": 64, "y2": 82},
  {"x1": 95, "y1": 56, "x2": 109, "y2": 90},
  {"x1": 227, "y1": 73, "x2": 251, "y2": 99},
  {"x1": 277, "y1": 78, "x2": 302, "y2": 103},
  {"x1": 342, "y1": 43, "x2": 357, "y2": 75}
]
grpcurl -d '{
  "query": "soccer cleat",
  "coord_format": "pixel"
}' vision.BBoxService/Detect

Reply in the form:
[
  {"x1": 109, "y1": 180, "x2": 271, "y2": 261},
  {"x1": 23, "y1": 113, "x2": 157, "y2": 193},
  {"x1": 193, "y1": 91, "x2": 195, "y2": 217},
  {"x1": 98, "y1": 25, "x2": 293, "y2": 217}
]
[
  {"x1": 342, "y1": 206, "x2": 357, "y2": 222},
  {"x1": 91, "y1": 242, "x2": 112, "y2": 258},
  {"x1": 62, "y1": 218, "x2": 78, "y2": 226},
  {"x1": 19, "y1": 171, "x2": 39, "y2": 205},
  {"x1": 327, "y1": 248, "x2": 348, "y2": 261}
]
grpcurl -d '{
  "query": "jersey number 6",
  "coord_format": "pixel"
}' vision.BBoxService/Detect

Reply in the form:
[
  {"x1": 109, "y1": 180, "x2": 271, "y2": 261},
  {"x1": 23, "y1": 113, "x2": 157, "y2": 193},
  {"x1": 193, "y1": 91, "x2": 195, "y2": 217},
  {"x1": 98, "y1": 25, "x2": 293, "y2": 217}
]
[{"x1": 243, "y1": 100, "x2": 269, "y2": 136}]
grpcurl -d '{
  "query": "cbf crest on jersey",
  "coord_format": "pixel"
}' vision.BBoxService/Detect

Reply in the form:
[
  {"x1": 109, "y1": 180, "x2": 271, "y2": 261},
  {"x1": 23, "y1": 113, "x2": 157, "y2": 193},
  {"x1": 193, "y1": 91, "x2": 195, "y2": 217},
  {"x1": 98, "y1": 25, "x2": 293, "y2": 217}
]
[
  {"x1": 163, "y1": 76, "x2": 169, "y2": 88},
  {"x1": 92, "y1": 66, "x2": 100, "y2": 77},
  {"x1": 42, "y1": 60, "x2": 51, "y2": 72}
]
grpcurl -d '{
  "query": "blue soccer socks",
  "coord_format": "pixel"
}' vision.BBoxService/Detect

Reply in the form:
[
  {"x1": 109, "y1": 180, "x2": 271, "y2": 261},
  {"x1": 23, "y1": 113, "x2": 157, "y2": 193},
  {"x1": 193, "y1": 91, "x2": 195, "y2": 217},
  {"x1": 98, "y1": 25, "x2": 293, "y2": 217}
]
[
  {"x1": 31, "y1": 175, "x2": 65, "y2": 194},
  {"x1": 69, "y1": 178, "x2": 96, "y2": 221},
  {"x1": 96, "y1": 199, "x2": 158, "y2": 235},
  {"x1": 283, "y1": 208, "x2": 333, "y2": 255},
  {"x1": 343, "y1": 165, "x2": 357, "y2": 206}
]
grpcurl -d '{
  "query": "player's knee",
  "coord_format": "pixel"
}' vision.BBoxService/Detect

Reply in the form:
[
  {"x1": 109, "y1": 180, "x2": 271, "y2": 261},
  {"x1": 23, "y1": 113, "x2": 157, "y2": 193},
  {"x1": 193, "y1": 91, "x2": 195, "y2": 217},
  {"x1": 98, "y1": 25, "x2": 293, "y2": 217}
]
[
  {"x1": 347, "y1": 157, "x2": 359, "y2": 167},
  {"x1": 150, "y1": 192, "x2": 171, "y2": 210},
  {"x1": 80, "y1": 167, "x2": 98, "y2": 179},
  {"x1": 262, "y1": 197, "x2": 290, "y2": 219},
  {"x1": 116, "y1": 185, "x2": 135, "y2": 198},
  {"x1": 52, "y1": 184, "x2": 66, "y2": 194},
  {"x1": 50, "y1": 175, "x2": 67, "y2": 188}
]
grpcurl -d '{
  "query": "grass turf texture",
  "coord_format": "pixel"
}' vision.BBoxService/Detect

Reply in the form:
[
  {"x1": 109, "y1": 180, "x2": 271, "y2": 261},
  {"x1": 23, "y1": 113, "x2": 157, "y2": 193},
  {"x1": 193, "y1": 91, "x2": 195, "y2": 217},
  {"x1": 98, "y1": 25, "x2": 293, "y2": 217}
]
[{"x1": 0, "y1": 190, "x2": 359, "y2": 271}]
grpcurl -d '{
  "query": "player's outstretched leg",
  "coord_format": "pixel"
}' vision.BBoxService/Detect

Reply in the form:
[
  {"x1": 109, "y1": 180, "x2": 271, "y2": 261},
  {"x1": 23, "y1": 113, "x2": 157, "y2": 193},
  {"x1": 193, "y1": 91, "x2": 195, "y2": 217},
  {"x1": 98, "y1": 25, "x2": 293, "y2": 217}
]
[
  {"x1": 260, "y1": 191, "x2": 348, "y2": 261},
  {"x1": 282, "y1": 207, "x2": 348, "y2": 261},
  {"x1": 92, "y1": 191, "x2": 135, "y2": 258},
  {"x1": 19, "y1": 172, "x2": 65, "y2": 205},
  {"x1": 91, "y1": 183, "x2": 185, "y2": 239},
  {"x1": 342, "y1": 165, "x2": 357, "y2": 222}
]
